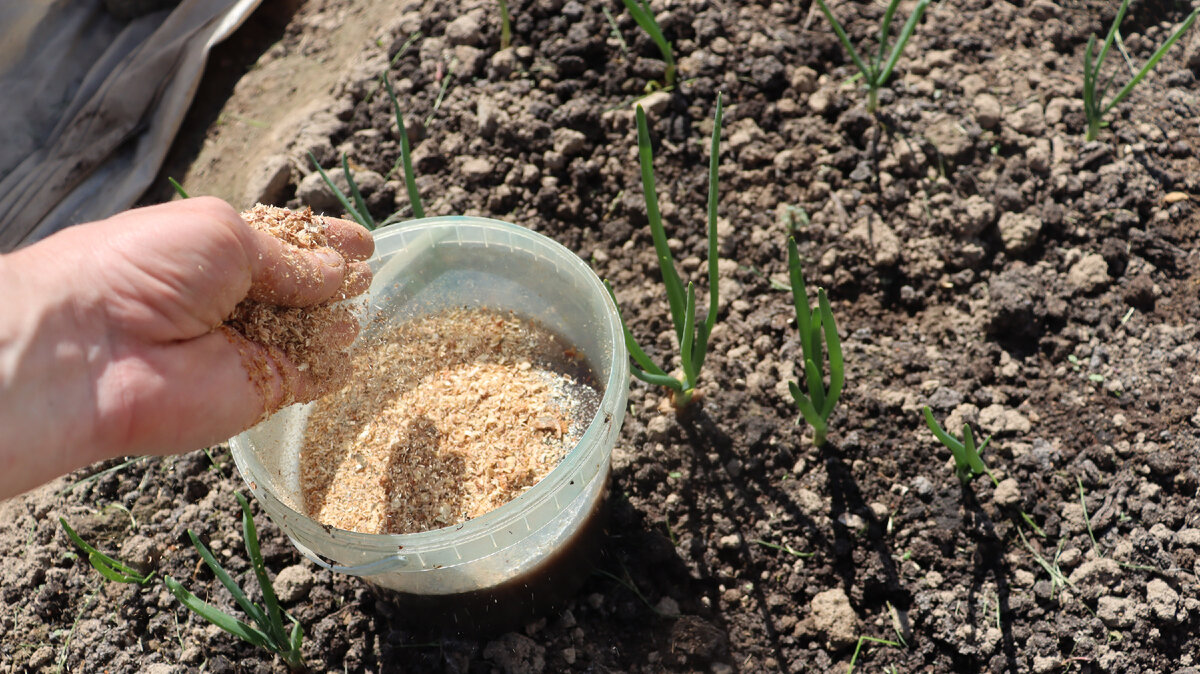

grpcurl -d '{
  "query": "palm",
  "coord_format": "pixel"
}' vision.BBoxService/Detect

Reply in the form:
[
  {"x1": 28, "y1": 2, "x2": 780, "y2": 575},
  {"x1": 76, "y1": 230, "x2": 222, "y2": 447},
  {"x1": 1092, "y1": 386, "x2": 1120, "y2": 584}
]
[{"x1": 49, "y1": 199, "x2": 371, "y2": 456}]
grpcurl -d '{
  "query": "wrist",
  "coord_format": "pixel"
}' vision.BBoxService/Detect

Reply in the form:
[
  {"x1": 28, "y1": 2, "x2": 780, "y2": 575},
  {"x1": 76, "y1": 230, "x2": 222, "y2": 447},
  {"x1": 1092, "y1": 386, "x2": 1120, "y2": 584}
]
[{"x1": 0, "y1": 240, "x2": 110, "y2": 495}]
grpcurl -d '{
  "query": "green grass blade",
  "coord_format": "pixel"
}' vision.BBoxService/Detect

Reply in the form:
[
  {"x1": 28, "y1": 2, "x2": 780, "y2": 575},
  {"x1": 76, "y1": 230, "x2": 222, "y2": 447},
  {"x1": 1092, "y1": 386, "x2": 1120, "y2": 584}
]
[
  {"x1": 88, "y1": 553, "x2": 152, "y2": 584},
  {"x1": 790, "y1": 380, "x2": 822, "y2": 422},
  {"x1": 814, "y1": 0, "x2": 872, "y2": 80},
  {"x1": 623, "y1": 0, "x2": 676, "y2": 85},
  {"x1": 962, "y1": 424, "x2": 988, "y2": 477},
  {"x1": 787, "y1": 379, "x2": 804, "y2": 407},
  {"x1": 1114, "y1": 30, "x2": 1138, "y2": 76},
  {"x1": 808, "y1": 309, "x2": 826, "y2": 390},
  {"x1": 308, "y1": 152, "x2": 366, "y2": 226},
  {"x1": 1083, "y1": 35, "x2": 1104, "y2": 139},
  {"x1": 168, "y1": 177, "x2": 190, "y2": 199},
  {"x1": 803, "y1": 357, "x2": 826, "y2": 415},
  {"x1": 1104, "y1": 7, "x2": 1199, "y2": 113},
  {"x1": 604, "y1": 280, "x2": 670, "y2": 378},
  {"x1": 341, "y1": 153, "x2": 375, "y2": 230},
  {"x1": 1083, "y1": 35, "x2": 1097, "y2": 117},
  {"x1": 1093, "y1": 0, "x2": 1131, "y2": 105},
  {"x1": 693, "y1": 93, "x2": 723, "y2": 376},
  {"x1": 187, "y1": 529, "x2": 269, "y2": 629},
  {"x1": 498, "y1": 0, "x2": 512, "y2": 49},
  {"x1": 631, "y1": 365, "x2": 686, "y2": 393},
  {"x1": 238, "y1": 493, "x2": 286, "y2": 645},
  {"x1": 876, "y1": 0, "x2": 902, "y2": 72},
  {"x1": 787, "y1": 238, "x2": 815, "y2": 365},
  {"x1": 163, "y1": 575, "x2": 274, "y2": 651},
  {"x1": 636, "y1": 105, "x2": 687, "y2": 342},
  {"x1": 1020, "y1": 511, "x2": 1047, "y2": 537},
  {"x1": 817, "y1": 289, "x2": 844, "y2": 419},
  {"x1": 384, "y1": 76, "x2": 425, "y2": 219},
  {"x1": 289, "y1": 616, "x2": 304, "y2": 652},
  {"x1": 284, "y1": 616, "x2": 304, "y2": 667},
  {"x1": 423, "y1": 60, "x2": 456, "y2": 127},
  {"x1": 679, "y1": 283, "x2": 698, "y2": 389},
  {"x1": 922, "y1": 406, "x2": 965, "y2": 454},
  {"x1": 602, "y1": 6, "x2": 631, "y2": 56},
  {"x1": 690, "y1": 321, "x2": 713, "y2": 388},
  {"x1": 59, "y1": 518, "x2": 153, "y2": 585},
  {"x1": 878, "y1": 0, "x2": 931, "y2": 86},
  {"x1": 365, "y1": 31, "x2": 421, "y2": 105},
  {"x1": 792, "y1": 386, "x2": 828, "y2": 445}
]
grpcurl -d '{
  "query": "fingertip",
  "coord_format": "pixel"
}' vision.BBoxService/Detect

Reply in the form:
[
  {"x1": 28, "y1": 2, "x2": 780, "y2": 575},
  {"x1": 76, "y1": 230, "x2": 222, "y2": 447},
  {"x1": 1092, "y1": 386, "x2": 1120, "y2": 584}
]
[
  {"x1": 323, "y1": 217, "x2": 375, "y2": 261},
  {"x1": 247, "y1": 234, "x2": 347, "y2": 307},
  {"x1": 337, "y1": 261, "x2": 372, "y2": 300}
]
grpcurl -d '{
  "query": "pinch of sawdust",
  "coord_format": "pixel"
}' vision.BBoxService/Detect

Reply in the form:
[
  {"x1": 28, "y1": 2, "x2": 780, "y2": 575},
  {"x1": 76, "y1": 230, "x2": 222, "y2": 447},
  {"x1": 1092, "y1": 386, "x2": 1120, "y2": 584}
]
[
  {"x1": 300, "y1": 308, "x2": 597, "y2": 535},
  {"x1": 224, "y1": 204, "x2": 355, "y2": 412}
]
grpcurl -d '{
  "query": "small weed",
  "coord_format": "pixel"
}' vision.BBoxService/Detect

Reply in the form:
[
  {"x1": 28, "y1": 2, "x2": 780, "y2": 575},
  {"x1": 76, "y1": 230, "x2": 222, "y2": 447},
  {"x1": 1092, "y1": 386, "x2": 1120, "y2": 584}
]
[
  {"x1": 1082, "y1": 0, "x2": 1198, "y2": 140},
  {"x1": 498, "y1": 0, "x2": 512, "y2": 49},
  {"x1": 739, "y1": 264, "x2": 793, "y2": 292},
  {"x1": 364, "y1": 31, "x2": 421, "y2": 105},
  {"x1": 309, "y1": 75, "x2": 424, "y2": 228},
  {"x1": 779, "y1": 204, "x2": 810, "y2": 231},
  {"x1": 621, "y1": 0, "x2": 676, "y2": 88},
  {"x1": 99, "y1": 503, "x2": 138, "y2": 531},
  {"x1": 203, "y1": 446, "x2": 228, "y2": 476},
  {"x1": 169, "y1": 177, "x2": 189, "y2": 199},
  {"x1": 385, "y1": 75, "x2": 425, "y2": 219},
  {"x1": 846, "y1": 635, "x2": 901, "y2": 674},
  {"x1": 786, "y1": 238, "x2": 844, "y2": 446},
  {"x1": 55, "y1": 580, "x2": 103, "y2": 672},
  {"x1": 886, "y1": 601, "x2": 909, "y2": 646},
  {"x1": 814, "y1": 0, "x2": 932, "y2": 113},
  {"x1": 922, "y1": 406, "x2": 994, "y2": 485},
  {"x1": 752, "y1": 538, "x2": 815, "y2": 558},
  {"x1": 602, "y1": 6, "x2": 631, "y2": 57},
  {"x1": 606, "y1": 94, "x2": 724, "y2": 409},
  {"x1": 309, "y1": 151, "x2": 373, "y2": 228},
  {"x1": 1078, "y1": 478, "x2": 1100, "y2": 553},
  {"x1": 60, "y1": 456, "x2": 147, "y2": 496},
  {"x1": 1018, "y1": 528, "x2": 1074, "y2": 599},
  {"x1": 164, "y1": 493, "x2": 304, "y2": 669},
  {"x1": 62, "y1": 495, "x2": 305, "y2": 670},
  {"x1": 424, "y1": 58, "x2": 457, "y2": 128},
  {"x1": 596, "y1": 563, "x2": 666, "y2": 616},
  {"x1": 60, "y1": 517, "x2": 155, "y2": 585}
]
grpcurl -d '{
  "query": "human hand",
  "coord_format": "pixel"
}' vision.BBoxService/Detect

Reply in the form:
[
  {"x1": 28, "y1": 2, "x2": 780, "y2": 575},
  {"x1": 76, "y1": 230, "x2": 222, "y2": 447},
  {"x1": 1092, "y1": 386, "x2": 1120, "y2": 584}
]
[{"x1": 0, "y1": 197, "x2": 374, "y2": 497}]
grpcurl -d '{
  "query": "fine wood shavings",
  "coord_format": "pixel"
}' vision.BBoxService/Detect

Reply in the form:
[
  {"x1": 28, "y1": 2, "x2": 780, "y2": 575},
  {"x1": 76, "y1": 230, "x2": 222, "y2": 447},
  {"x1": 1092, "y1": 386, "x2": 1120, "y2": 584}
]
[
  {"x1": 299, "y1": 307, "x2": 600, "y2": 534},
  {"x1": 224, "y1": 205, "x2": 356, "y2": 410}
]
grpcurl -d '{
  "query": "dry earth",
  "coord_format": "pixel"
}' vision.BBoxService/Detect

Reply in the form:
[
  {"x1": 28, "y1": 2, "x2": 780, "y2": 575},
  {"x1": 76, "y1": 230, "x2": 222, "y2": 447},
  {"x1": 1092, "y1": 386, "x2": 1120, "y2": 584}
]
[{"x1": 5, "y1": 0, "x2": 1200, "y2": 672}]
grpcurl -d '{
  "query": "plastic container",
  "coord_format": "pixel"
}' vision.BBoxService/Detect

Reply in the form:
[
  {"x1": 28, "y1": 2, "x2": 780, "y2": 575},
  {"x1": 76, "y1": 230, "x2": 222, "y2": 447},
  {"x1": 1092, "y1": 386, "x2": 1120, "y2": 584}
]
[{"x1": 229, "y1": 216, "x2": 629, "y2": 631}]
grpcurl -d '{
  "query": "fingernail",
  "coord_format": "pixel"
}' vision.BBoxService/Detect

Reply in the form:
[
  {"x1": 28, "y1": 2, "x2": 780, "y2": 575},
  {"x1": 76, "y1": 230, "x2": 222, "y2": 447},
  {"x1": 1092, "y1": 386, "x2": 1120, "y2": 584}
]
[{"x1": 315, "y1": 247, "x2": 344, "y2": 269}]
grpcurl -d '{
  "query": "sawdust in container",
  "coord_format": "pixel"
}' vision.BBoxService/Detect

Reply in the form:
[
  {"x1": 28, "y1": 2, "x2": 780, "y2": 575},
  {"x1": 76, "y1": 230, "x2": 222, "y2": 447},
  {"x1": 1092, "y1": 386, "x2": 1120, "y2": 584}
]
[{"x1": 298, "y1": 306, "x2": 602, "y2": 535}]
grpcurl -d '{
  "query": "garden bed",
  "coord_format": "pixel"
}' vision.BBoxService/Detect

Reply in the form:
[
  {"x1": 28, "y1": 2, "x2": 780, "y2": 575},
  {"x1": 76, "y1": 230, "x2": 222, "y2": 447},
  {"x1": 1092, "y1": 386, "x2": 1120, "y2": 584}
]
[{"x1": 4, "y1": 0, "x2": 1200, "y2": 671}]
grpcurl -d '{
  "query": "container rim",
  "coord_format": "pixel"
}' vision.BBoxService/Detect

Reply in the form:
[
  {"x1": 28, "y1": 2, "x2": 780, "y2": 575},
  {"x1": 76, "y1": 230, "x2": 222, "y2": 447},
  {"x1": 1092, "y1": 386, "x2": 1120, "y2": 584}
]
[{"x1": 232, "y1": 215, "x2": 628, "y2": 558}]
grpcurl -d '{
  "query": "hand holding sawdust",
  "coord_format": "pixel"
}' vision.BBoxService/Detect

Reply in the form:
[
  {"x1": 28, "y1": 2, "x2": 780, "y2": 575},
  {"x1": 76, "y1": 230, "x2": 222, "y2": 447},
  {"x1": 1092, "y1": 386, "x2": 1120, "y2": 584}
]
[{"x1": 0, "y1": 197, "x2": 373, "y2": 498}]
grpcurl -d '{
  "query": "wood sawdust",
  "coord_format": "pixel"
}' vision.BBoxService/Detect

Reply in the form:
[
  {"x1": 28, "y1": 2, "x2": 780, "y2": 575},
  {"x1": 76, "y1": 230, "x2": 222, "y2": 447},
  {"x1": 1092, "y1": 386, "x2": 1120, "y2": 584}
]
[
  {"x1": 299, "y1": 307, "x2": 601, "y2": 535},
  {"x1": 224, "y1": 204, "x2": 357, "y2": 413}
]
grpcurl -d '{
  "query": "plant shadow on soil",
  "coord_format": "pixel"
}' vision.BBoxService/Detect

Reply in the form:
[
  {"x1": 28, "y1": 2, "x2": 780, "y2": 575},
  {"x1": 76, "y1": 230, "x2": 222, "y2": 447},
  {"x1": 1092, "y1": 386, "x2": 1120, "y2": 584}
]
[
  {"x1": 959, "y1": 486, "x2": 1020, "y2": 672},
  {"x1": 674, "y1": 406, "x2": 915, "y2": 664}
]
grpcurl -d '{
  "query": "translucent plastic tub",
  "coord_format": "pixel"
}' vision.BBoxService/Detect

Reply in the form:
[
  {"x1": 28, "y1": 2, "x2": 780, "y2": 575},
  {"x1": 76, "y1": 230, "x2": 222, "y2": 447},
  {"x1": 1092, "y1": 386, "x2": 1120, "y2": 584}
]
[{"x1": 230, "y1": 216, "x2": 629, "y2": 631}]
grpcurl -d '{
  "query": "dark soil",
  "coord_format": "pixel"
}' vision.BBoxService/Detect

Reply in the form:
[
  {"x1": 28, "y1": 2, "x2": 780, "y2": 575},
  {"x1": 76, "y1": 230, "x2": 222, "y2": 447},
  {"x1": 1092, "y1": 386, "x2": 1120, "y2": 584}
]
[{"x1": 5, "y1": 0, "x2": 1200, "y2": 672}]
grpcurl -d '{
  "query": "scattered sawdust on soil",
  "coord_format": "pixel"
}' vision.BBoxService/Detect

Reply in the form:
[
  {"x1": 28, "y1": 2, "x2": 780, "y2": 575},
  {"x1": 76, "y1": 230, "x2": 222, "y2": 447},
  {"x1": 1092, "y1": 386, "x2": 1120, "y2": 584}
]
[
  {"x1": 224, "y1": 204, "x2": 356, "y2": 412},
  {"x1": 300, "y1": 307, "x2": 600, "y2": 535}
]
